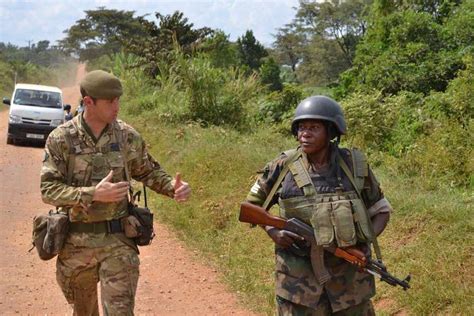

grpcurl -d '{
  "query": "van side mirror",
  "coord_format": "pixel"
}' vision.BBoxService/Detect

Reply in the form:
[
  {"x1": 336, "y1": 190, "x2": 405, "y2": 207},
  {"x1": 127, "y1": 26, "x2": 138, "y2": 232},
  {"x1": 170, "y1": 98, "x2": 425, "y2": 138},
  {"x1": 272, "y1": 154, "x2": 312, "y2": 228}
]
[{"x1": 3, "y1": 98, "x2": 10, "y2": 106}]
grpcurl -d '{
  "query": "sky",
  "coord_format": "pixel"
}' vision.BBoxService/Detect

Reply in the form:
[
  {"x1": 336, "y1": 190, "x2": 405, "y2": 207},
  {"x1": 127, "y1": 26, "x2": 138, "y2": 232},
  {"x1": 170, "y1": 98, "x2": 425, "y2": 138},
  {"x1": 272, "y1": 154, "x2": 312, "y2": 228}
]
[{"x1": 0, "y1": 0, "x2": 300, "y2": 48}]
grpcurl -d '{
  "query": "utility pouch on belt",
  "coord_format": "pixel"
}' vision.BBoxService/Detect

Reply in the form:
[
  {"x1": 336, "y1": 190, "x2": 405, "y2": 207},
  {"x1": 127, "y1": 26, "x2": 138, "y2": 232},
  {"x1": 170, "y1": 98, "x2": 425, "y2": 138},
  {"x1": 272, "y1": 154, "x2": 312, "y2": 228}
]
[
  {"x1": 123, "y1": 187, "x2": 155, "y2": 246},
  {"x1": 30, "y1": 210, "x2": 69, "y2": 260},
  {"x1": 117, "y1": 124, "x2": 156, "y2": 246},
  {"x1": 126, "y1": 204, "x2": 155, "y2": 246}
]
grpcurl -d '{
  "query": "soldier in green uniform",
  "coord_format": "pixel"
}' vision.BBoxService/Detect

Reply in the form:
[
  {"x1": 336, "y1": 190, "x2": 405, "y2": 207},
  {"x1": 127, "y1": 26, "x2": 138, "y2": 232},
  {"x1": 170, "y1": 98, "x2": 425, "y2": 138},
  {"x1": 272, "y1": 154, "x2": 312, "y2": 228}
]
[
  {"x1": 40, "y1": 70, "x2": 191, "y2": 315},
  {"x1": 245, "y1": 96, "x2": 392, "y2": 315}
]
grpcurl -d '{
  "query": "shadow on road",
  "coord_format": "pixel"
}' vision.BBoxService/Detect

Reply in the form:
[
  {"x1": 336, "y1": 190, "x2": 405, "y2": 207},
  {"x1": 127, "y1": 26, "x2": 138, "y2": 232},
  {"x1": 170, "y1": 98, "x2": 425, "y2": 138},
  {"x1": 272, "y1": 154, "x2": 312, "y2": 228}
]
[{"x1": 6, "y1": 139, "x2": 45, "y2": 148}]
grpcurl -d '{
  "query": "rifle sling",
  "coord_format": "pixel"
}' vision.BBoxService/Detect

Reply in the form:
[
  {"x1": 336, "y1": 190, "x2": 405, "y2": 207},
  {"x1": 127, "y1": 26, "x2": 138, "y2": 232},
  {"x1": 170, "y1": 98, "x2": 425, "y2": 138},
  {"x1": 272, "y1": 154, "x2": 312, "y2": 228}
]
[
  {"x1": 262, "y1": 149, "x2": 331, "y2": 285},
  {"x1": 288, "y1": 155, "x2": 331, "y2": 285},
  {"x1": 262, "y1": 149, "x2": 300, "y2": 210}
]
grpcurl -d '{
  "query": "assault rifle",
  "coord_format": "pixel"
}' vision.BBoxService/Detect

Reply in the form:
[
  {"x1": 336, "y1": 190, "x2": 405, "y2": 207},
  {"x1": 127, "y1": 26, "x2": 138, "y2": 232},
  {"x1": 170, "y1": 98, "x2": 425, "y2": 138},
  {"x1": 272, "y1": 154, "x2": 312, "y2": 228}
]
[{"x1": 239, "y1": 202, "x2": 411, "y2": 290}]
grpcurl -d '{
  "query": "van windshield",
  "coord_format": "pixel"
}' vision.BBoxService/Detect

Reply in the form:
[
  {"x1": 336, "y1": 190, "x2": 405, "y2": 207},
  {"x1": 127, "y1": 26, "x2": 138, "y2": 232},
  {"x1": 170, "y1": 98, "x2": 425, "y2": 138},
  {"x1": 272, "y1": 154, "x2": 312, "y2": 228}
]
[{"x1": 14, "y1": 89, "x2": 62, "y2": 109}]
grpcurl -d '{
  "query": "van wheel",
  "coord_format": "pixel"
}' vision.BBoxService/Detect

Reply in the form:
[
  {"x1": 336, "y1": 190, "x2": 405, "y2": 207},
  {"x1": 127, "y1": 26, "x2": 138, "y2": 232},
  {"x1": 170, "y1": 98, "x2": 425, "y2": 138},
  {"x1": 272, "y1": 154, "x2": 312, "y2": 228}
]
[{"x1": 6, "y1": 136, "x2": 14, "y2": 145}]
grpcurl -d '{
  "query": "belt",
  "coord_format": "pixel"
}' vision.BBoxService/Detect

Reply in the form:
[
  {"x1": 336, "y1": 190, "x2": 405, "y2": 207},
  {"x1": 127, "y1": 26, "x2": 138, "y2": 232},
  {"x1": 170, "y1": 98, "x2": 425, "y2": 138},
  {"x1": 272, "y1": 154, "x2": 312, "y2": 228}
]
[{"x1": 69, "y1": 218, "x2": 123, "y2": 234}]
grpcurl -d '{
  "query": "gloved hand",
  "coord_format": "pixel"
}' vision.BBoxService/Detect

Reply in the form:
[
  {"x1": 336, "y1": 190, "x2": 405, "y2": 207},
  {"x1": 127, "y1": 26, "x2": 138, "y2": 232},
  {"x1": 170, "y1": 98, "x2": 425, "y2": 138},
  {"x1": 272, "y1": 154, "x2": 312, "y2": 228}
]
[{"x1": 266, "y1": 227, "x2": 305, "y2": 249}]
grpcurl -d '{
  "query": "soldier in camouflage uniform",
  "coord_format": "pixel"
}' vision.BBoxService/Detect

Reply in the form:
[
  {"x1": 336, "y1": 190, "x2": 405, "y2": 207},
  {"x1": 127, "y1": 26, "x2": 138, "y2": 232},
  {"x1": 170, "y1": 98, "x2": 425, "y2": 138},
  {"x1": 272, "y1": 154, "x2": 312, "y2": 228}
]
[
  {"x1": 40, "y1": 70, "x2": 191, "y2": 315},
  {"x1": 246, "y1": 96, "x2": 392, "y2": 315}
]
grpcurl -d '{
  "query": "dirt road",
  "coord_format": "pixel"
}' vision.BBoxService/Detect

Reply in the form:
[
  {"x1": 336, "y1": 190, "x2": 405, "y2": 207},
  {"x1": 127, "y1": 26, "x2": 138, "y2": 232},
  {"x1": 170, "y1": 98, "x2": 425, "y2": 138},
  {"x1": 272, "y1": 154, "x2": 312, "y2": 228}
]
[{"x1": 0, "y1": 64, "x2": 256, "y2": 316}]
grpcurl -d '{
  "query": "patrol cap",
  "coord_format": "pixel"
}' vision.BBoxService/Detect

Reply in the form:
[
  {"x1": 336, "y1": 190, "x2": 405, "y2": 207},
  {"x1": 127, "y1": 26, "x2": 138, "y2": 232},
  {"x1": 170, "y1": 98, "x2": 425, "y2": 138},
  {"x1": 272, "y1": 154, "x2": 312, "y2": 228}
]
[{"x1": 80, "y1": 70, "x2": 123, "y2": 99}]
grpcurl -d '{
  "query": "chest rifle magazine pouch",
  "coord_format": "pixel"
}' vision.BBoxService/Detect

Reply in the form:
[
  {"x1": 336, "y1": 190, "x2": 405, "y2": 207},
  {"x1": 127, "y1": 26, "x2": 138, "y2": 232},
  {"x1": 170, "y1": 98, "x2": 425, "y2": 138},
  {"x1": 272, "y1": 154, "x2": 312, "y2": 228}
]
[
  {"x1": 331, "y1": 199, "x2": 357, "y2": 247},
  {"x1": 310, "y1": 202, "x2": 334, "y2": 247},
  {"x1": 310, "y1": 199, "x2": 358, "y2": 248}
]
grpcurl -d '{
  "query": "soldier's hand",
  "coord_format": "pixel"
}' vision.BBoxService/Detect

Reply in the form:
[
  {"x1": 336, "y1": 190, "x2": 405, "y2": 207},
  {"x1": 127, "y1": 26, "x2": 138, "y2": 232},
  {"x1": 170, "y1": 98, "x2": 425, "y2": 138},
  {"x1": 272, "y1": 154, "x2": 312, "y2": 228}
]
[
  {"x1": 92, "y1": 170, "x2": 129, "y2": 203},
  {"x1": 266, "y1": 227, "x2": 305, "y2": 249},
  {"x1": 171, "y1": 172, "x2": 191, "y2": 202}
]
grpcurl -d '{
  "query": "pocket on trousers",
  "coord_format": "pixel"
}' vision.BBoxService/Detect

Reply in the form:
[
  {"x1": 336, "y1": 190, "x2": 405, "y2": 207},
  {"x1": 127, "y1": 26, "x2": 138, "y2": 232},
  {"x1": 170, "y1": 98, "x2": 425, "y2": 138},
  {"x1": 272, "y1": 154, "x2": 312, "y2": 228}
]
[{"x1": 56, "y1": 260, "x2": 75, "y2": 303}]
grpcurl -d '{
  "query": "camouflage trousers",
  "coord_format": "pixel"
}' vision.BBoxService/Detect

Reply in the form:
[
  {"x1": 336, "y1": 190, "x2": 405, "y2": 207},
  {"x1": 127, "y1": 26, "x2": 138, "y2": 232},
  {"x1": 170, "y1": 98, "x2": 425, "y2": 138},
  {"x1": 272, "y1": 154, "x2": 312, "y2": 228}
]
[
  {"x1": 56, "y1": 235, "x2": 140, "y2": 316},
  {"x1": 277, "y1": 295, "x2": 376, "y2": 316}
]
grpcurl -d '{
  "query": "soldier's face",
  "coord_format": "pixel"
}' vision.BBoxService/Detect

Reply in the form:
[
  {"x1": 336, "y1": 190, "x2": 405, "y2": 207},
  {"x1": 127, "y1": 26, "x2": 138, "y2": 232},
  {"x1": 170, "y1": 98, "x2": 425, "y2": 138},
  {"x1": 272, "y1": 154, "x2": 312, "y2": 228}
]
[
  {"x1": 88, "y1": 97, "x2": 120, "y2": 124},
  {"x1": 297, "y1": 120, "x2": 329, "y2": 155}
]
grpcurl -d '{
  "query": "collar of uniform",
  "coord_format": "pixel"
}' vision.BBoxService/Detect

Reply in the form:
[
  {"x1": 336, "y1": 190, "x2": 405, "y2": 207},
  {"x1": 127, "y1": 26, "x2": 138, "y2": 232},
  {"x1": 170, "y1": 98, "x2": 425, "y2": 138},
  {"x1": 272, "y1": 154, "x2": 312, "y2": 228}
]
[
  {"x1": 299, "y1": 145, "x2": 337, "y2": 172},
  {"x1": 77, "y1": 113, "x2": 112, "y2": 145}
]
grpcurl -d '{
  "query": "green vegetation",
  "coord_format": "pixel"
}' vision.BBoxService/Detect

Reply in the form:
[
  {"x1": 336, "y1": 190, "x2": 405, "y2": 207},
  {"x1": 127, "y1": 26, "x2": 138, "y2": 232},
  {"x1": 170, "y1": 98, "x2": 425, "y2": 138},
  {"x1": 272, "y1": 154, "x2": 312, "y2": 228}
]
[
  {"x1": 0, "y1": 42, "x2": 77, "y2": 98},
  {"x1": 112, "y1": 39, "x2": 472, "y2": 312},
  {"x1": 94, "y1": 1, "x2": 471, "y2": 313},
  {"x1": 3, "y1": 1, "x2": 472, "y2": 314},
  {"x1": 120, "y1": 112, "x2": 473, "y2": 315}
]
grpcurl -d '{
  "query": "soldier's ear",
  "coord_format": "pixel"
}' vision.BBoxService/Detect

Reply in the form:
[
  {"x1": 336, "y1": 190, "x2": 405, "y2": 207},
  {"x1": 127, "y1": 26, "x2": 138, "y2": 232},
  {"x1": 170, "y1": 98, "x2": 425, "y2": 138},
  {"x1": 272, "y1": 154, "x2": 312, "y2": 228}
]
[{"x1": 83, "y1": 96, "x2": 95, "y2": 107}]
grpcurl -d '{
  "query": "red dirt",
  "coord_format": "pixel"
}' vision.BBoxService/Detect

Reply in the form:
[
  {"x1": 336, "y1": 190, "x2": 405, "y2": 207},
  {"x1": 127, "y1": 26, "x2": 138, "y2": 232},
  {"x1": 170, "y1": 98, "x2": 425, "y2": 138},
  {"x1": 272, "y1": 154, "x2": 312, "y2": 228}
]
[{"x1": 0, "y1": 64, "x2": 257, "y2": 316}]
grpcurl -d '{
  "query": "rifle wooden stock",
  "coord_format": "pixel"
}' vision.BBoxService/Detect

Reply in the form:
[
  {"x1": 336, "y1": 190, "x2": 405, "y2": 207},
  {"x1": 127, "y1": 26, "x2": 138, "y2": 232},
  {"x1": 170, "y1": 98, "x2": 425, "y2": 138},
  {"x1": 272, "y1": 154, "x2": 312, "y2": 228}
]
[
  {"x1": 334, "y1": 247, "x2": 366, "y2": 267},
  {"x1": 239, "y1": 202, "x2": 286, "y2": 229}
]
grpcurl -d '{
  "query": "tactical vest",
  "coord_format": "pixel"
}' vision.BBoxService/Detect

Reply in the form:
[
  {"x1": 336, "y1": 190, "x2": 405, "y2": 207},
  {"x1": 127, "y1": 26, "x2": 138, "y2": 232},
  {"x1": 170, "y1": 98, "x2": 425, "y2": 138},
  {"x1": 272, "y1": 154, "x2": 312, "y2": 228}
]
[
  {"x1": 279, "y1": 150, "x2": 373, "y2": 248},
  {"x1": 62, "y1": 120, "x2": 129, "y2": 222},
  {"x1": 264, "y1": 148, "x2": 379, "y2": 255}
]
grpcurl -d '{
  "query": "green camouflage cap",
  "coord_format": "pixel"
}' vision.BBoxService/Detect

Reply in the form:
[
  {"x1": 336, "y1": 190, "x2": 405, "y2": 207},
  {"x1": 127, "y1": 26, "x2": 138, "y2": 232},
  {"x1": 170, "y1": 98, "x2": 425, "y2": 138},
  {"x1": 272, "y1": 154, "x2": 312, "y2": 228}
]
[{"x1": 80, "y1": 70, "x2": 123, "y2": 99}]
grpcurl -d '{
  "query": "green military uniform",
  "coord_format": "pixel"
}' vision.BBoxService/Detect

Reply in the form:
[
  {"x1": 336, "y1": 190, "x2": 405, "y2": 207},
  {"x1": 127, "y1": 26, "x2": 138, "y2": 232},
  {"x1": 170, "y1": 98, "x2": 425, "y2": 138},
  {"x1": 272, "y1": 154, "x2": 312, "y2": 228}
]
[
  {"x1": 41, "y1": 111, "x2": 175, "y2": 315},
  {"x1": 246, "y1": 145, "x2": 392, "y2": 315}
]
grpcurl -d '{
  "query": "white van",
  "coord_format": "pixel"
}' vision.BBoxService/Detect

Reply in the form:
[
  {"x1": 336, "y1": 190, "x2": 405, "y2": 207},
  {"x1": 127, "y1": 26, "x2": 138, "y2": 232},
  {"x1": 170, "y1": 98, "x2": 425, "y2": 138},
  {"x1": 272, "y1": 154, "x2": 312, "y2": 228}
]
[{"x1": 3, "y1": 83, "x2": 67, "y2": 144}]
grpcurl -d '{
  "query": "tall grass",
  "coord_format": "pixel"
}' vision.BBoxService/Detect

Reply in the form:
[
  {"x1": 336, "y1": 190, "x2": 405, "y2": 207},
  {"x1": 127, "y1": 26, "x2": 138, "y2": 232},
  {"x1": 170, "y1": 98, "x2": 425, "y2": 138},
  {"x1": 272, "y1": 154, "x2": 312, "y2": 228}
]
[
  {"x1": 120, "y1": 109, "x2": 473, "y2": 315},
  {"x1": 114, "y1": 51, "x2": 472, "y2": 315}
]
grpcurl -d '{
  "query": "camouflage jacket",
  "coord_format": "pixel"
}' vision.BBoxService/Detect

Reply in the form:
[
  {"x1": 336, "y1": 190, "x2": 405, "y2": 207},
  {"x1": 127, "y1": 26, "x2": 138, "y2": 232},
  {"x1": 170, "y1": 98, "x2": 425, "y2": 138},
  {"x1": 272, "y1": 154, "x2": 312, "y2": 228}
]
[
  {"x1": 41, "y1": 114, "x2": 174, "y2": 224},
  {"x1": 246, "y1": 145, "x2": 391, "y2": 312}
]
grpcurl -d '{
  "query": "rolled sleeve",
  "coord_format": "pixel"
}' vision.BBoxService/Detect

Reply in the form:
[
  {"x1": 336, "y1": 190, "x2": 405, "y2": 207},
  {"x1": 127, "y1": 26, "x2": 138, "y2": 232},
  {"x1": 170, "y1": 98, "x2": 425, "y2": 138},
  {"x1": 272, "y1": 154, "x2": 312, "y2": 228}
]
[
  {"x1": 126, "y1": 129, "x2": 174, "y2": 197},
  {"x1": 367, "y1": 197, "x2": 393, "y2": 217},
  {"x1": 245, "y1": 154, "x2": 288, "y2": 208}
]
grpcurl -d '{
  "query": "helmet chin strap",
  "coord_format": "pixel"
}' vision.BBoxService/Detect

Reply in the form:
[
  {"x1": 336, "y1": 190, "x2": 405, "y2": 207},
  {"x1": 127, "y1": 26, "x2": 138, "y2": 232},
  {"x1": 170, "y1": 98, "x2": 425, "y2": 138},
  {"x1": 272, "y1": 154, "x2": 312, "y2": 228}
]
[{"x1": 327, "y1": 122, "x2": 341, "y2": 145}]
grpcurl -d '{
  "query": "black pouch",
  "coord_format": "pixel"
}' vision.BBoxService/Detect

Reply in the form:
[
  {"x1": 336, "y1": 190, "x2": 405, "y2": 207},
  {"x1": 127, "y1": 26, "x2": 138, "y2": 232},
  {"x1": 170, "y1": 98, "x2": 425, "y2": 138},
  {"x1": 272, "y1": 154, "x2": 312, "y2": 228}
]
[
  {"x1": 31, "y1": 210, "x2": 69, "y2": 260},
  {"x1": 128, "y1": 203, "x2": 155, "y2": 246}
]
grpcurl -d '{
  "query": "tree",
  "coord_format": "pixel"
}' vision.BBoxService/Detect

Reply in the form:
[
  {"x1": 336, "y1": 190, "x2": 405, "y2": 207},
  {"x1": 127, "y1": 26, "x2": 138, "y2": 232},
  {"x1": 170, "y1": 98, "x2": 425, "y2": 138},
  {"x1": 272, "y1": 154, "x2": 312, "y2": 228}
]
[
  {"x1": 297, "y1": 35, "x2": 351, "y2": 86},
  {"x1": 36, "y1": 40, "x2": 50, "y2": 52},
  {"x1": 236, "y1": 30, "x2": 268, "y2": 71},
  {"x1": 272, "y1": 24, "x2": 305, "y2": 72},
  {"x1": 59, "y1": 7, "x2": 146, "y2": 60},
  {"x1": 337, "y1": 0, "x2": 467, "y2": 97},
  {"x1": 295, "y1": 0, "x2": 372, "y2": 65},
  {"x1": 199, "y1": 30, "x2": 239, "y2": 68},
  {"x1": 125, "y1": 11, "x2": 213, "y2": 77},
  {"x1": 260, "y1": 57, "x2": 283, "y2": 91}
]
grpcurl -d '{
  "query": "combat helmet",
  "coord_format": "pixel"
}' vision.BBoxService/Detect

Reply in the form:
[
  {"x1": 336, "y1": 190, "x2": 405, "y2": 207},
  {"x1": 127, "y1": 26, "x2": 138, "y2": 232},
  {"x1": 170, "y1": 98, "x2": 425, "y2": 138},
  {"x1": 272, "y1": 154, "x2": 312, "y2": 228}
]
[{"x1": 291, "y1": 95, "x2": 347, "y2": 139}]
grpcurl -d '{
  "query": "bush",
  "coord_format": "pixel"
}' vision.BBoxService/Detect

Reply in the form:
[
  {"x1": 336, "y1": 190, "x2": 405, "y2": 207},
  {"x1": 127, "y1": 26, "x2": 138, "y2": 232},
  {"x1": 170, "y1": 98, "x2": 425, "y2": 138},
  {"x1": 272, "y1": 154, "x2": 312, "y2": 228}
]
[
  {"x1": 116, "y1": 49, "x2": 263, "y2": 130},
  {"x1": 337, "y1": 8, "x2": 466, "y2": 97},
  {"x1": 400, "y1": 118, "x2": 473, "y2": 188},
  {"x1": 259, "y1": 57, "x2": 282, "y2": 91},
  {"x1": 258, "y1": 84, "x2": 303, "y2": 123}
]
